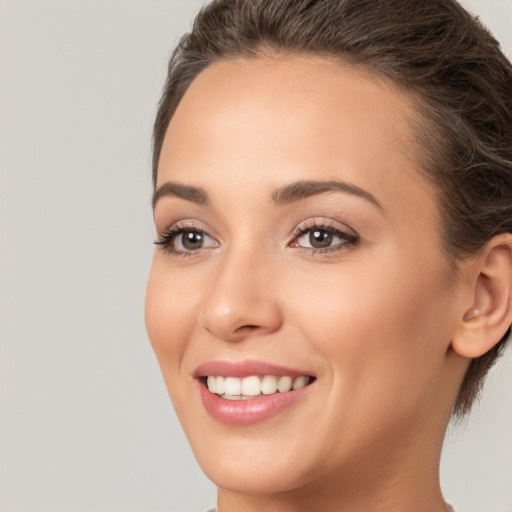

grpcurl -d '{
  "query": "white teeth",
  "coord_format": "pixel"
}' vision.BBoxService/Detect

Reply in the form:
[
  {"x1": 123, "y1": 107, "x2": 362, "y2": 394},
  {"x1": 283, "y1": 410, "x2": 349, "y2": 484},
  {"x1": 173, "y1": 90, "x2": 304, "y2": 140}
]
[
  {"x1": 206, "y1": 374, "x2": 311, "y2": 398},
  {"x1": 215, "y1": 376, "x2": 225, "y2": 395},
  {"x1": 292, "y1": 376, "x2": 309, "y2": 390},
  {"x1": 224, "y1": 376, "x2": 242, "y2": 396},
  {"x1": 241, "y1": 376, "x2": 261, "y2": 396},
  {"x1": 261, "y1": 375, "x2": 277, "y2": 395},
  {"x1": 207, "y1": 375, "x2": 216, "y2": 393},
  {"x1": 277, "y1": 376, "x2": 293, "y2": 393},
  {"x1": 221, "y1": 394, "x2": 242, "y2": 400}
]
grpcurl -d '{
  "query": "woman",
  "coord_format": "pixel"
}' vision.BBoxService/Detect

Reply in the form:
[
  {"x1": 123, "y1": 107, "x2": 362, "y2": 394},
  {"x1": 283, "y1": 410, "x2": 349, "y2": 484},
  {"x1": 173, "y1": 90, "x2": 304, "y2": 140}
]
[{"x1": 145, "y1": 0, "x2": 512, "y2": 511}]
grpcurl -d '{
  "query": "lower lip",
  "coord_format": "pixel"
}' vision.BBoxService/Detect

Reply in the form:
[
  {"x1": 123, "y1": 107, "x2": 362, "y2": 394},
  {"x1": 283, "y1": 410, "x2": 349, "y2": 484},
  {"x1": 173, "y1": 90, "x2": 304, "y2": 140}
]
[{"x1": 198, "y1": 382, "x2": 310, "y2": 425}]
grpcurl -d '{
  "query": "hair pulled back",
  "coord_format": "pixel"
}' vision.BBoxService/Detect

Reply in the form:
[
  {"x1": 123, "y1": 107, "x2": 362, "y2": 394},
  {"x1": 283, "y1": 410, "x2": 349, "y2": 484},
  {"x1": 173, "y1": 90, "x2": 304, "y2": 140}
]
[{"x1": 152, "y1": 0, "x2": 512, "y2": 417}]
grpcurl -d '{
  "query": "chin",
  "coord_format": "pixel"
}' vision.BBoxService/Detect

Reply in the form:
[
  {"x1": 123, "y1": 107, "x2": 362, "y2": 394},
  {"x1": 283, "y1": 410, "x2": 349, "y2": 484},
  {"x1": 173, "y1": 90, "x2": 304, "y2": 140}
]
[{"x1": 197, "y1": 450, "x2": 314, "y2": 495}]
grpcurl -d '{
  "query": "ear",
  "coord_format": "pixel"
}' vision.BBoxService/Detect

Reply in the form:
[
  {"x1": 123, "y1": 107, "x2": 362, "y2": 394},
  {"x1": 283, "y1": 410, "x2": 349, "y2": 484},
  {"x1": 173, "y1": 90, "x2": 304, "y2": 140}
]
[{"x1": 452, "y1": 234, "x2": 512, "y2": 359}]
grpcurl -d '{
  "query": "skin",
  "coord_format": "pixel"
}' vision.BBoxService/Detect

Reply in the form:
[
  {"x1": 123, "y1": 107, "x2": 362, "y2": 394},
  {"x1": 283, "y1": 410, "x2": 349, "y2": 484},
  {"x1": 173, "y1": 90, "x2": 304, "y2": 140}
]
[{"x1": 146, "y1": 55, "x2": 481, "y2": 512}]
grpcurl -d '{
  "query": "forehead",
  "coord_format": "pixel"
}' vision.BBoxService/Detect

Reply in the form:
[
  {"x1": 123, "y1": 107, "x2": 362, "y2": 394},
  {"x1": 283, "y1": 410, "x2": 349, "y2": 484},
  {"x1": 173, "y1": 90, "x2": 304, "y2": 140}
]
[
  {"x1": 158, "y1": 55, "x2": 436, "y2": 223},
  {"x1": 160, "y1": 55, "x2": 420, "y2": 173}
]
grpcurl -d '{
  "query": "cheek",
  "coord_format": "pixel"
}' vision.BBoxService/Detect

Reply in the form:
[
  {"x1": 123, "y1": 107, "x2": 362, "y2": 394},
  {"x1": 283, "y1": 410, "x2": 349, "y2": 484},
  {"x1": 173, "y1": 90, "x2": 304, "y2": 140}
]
[
  {"x1": 287, "y1": 259, "x2": 451, "y2": 347},
  {"x1": 145, "y1": 259, "x2": 197, "y2": 373},
  {"x1": 284, "y1": 250, "x2": 456, "y2": 416}
]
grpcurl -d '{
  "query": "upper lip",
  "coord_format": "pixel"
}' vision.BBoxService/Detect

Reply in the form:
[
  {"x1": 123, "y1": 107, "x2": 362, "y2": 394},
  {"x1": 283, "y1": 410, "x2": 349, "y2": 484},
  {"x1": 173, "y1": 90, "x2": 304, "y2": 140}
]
[{"x1": 194, "y1": 360, "x2": 314, "y2": 378}]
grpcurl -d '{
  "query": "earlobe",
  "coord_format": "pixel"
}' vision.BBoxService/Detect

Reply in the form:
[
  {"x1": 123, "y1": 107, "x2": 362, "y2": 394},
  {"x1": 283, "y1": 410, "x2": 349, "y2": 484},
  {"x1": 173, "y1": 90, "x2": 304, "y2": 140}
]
[{"x1": 452, "y1": 235, "x2": 512, "y2": 359}]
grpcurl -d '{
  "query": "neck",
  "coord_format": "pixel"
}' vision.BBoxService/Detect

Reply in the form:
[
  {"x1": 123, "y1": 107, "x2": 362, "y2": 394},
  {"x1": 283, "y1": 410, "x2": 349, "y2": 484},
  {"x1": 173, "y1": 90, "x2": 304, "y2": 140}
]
[{"x1": 217, "y1": 448, "x2": 449, "y2": 512}]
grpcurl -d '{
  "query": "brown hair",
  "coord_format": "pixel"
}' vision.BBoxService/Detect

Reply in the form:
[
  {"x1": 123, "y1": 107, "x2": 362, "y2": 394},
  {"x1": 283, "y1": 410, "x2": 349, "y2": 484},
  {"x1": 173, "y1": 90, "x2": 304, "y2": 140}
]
[{"x1": 152, "y1": 0, "x2": 512, "y2": 417}]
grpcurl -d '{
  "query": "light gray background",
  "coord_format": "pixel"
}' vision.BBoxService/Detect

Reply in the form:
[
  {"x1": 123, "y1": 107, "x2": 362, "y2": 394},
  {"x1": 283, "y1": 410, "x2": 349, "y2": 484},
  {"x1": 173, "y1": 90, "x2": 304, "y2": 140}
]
[{"x1": 0, "y1": 1, "x2": 511, "y2": 511}]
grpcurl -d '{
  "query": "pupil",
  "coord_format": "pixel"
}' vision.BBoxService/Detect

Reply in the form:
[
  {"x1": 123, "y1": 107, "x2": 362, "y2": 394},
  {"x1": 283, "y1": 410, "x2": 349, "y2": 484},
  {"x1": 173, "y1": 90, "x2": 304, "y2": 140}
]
[
  {"x1": 310, "y1": 230, "x2": 332, "y2": 248},
  {"x1": 182, "y1": 231, "x2": 203, "y2": 250}
]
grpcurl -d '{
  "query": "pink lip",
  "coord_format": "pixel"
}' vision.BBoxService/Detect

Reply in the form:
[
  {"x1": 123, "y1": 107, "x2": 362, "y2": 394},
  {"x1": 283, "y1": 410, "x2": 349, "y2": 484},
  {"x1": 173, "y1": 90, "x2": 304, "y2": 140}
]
[
  {"x1": 194, "y1": 360, "x2": 314, "y2": 425},
  {"x1": 194, "y1": 360, "x2": 312, "y2": 378},
  {"x1": 198, "y1": 385, "x2": 310, "y2": 425}
]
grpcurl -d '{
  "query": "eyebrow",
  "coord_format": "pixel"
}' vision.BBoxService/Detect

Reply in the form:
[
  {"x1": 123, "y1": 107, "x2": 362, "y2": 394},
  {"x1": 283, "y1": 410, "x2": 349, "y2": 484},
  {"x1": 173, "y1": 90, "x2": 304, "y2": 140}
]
[
  {"x1": 152, "y1": 181, "x2": 210, "y2": 209},
  {"x1": 271, "y1": 180, "x2": 383, "y2": 210},
  {"x1": 152, "y1": 179, "x2": 383, "y2": 211}
]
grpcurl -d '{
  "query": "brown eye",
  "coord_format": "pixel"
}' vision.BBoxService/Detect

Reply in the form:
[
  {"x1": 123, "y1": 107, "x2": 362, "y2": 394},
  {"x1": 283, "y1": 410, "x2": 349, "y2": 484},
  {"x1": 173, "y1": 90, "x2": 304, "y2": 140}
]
[
  {"x1": 293, "y1": 224, "x2": 358, "y2": 253},
  {"x1": 180, "y1": 231, "x2": 204, "y2": 250},
  {"x1": 154, "y1": 225, "x2": 218, "y2": 255},
  {"x1": 309, "y1": 230, "x2": 333, "y2": 248}
]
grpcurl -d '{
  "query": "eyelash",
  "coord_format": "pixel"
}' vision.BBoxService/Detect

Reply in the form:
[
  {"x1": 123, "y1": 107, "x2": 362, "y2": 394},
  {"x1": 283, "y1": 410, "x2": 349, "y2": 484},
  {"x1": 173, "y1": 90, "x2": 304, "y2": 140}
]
[
  {"x1": 153, "y1": 221, "x2": 215, "y2": 257},
  {"x1": 290, "y1": 221, "x2": 359, "y2": 254},
  {"x1": 153, "y1": 220, "x2": 359, "y2": 257}
]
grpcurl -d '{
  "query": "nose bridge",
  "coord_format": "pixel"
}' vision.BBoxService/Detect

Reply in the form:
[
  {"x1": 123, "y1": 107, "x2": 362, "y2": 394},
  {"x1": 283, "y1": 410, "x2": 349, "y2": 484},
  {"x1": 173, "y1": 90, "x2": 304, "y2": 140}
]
[{"x1": 199, "y1": 243, "x2": 282, "y2": 341}]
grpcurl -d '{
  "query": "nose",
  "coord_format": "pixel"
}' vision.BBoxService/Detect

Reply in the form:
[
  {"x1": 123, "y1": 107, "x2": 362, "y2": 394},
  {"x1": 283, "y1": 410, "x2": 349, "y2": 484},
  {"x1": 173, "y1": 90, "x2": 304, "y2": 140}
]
[{"x1": 198, "y1": 247, "x2": 283, "y2": 343}]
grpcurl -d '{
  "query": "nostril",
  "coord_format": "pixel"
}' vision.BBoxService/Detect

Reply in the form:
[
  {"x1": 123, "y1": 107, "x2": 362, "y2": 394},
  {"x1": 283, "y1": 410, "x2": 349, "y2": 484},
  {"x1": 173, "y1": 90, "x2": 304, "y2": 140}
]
[{"x1": 235, "y1": 324, "x2": 260, "y2": 332}]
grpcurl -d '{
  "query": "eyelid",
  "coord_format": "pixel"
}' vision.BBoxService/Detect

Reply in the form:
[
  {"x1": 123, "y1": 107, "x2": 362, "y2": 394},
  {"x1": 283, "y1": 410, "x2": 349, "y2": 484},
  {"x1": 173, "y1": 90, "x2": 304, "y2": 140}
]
[
  {"x1": 156, "y1": 219, "x2": 207, "y2": 235},
  {"x1": 291, "y1": 217, "x2": 358, "y2": 239},
  {"x1": 289, "y1": 218, "x2": 359, "y2": 252},
  {"x1": 154, "y1": 219, "x2": 219, "y2": 256}
]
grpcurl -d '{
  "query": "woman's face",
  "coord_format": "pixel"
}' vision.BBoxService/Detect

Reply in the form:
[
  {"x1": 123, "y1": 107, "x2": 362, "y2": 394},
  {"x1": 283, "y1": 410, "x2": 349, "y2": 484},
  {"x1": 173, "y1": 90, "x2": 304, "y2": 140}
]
[{"x1": 146, "y1": 56, "x2": 465, "y2": 495}]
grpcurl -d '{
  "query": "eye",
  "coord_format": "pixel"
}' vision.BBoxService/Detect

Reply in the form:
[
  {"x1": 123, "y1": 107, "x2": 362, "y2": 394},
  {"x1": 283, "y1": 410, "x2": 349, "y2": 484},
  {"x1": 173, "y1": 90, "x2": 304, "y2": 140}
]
[
  {"x1": 302, "y1": 229, "x2": 335, "y2": 249},
  {"x1": 174, "y1": 230, "x2": 213, "y2": 251},
  {"x1": 291, "y1": 222, "x2": 358, "y2": 253},
  {"x1": 154, "y1": 225, "x2": 218, "y2": 255}
]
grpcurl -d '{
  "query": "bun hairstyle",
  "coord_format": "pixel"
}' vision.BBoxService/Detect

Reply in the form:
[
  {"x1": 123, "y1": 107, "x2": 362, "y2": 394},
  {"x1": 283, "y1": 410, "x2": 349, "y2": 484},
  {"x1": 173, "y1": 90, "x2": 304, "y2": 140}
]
[{"x1": 152, "y1": 0, "x2": 512, "y2": 417}]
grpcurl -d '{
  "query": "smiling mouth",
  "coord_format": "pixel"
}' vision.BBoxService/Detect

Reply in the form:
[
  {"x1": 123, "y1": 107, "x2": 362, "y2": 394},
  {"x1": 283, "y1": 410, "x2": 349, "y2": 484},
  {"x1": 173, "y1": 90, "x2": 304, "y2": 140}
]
[{"x1": 205, "y1": 374, "x2": 313, "y2": 400}]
